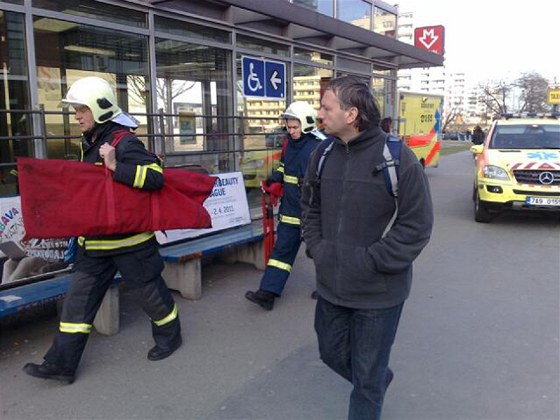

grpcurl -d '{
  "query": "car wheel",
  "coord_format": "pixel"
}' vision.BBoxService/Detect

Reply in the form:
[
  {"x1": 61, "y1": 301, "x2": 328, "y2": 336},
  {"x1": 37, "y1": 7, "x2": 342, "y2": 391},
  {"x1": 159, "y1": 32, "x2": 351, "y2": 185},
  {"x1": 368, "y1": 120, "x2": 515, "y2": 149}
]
[{"x1": 474, "y1": 190, "x2": 492, "y2": 223}]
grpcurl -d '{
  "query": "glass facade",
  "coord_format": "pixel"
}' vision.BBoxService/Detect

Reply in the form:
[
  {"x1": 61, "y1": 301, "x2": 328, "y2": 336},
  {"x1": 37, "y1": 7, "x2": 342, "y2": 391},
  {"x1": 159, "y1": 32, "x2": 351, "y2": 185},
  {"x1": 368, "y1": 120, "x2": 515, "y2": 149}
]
[
  {"x1": 155, "y1": 36, "x2": 232, "y2": 172},
  {"x1": 0, "y1": 0, "x2": 400, "y2": 216},
  {"x1": 373, "y1": 6, "x2": 397, "y2": 38},
  {"x1": 293, "y1": 0, "x2": 334, "y2": 17},
  {"x1": 337, "y1": 0, "x2": 372, "y2": 30},
  {"x1": 32, "y1": 0, "x2": 147, "y2": 29},
  {"x1": 33, "y1": 16, "x2": 149, "y2": 159},
  {"x1": 0, "y1": 10, "x2": 30, "y2": 196}
]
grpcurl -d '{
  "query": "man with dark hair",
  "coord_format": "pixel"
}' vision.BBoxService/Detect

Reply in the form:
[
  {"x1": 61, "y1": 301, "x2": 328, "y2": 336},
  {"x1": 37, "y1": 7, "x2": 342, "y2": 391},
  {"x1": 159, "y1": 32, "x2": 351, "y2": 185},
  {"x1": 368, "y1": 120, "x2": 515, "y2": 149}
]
[
  {"x1": 472, "y1": 125, "x2": 485, "y2": 145},
  {"x1": 301, "y1": 76, "x2": 433, "y2": 419},
  {"x1": 380, "y1": 117, "x2": 392, "y2": 133}
]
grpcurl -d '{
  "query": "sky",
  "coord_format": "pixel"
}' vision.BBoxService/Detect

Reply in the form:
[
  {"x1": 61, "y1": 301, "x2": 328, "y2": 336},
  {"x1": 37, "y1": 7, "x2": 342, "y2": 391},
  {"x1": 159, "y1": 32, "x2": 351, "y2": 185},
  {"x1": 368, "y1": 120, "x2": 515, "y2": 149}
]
[{"x1": 395, "y1": 0, "x2": 560, "y2": 84}]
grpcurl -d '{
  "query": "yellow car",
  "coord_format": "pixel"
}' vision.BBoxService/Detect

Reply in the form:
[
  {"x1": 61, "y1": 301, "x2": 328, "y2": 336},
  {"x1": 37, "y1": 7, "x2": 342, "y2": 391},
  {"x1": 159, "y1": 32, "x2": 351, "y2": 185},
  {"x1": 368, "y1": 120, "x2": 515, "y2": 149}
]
[
  {"x1": 239, "y1": 149, "x2": 282, "y2": 189},
  {"x1": 471, "y1": 115, "x2": 560, "y2": 222}
]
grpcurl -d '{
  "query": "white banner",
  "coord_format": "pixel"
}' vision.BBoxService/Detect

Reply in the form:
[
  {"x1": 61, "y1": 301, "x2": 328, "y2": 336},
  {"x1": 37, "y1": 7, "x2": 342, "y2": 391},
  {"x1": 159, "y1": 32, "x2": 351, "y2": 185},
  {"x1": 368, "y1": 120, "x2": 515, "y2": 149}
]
[
  {"x1": 0, "y1": 196, "x2": 68, "y2": 261},
  {"x1": 0, "y1": 196, "x2": 25, "y2": 245},
  {"x1": 157, "y1": 171, "x2": 251, "y2": 244}
]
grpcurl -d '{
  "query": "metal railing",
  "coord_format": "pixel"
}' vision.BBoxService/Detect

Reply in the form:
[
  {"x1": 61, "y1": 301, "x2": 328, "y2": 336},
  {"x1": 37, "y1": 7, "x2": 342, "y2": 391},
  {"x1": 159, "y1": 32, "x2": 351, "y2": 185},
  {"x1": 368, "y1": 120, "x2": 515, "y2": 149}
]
[{"x1": 0, "y1": 107, "x2": 285, "y2": 196}]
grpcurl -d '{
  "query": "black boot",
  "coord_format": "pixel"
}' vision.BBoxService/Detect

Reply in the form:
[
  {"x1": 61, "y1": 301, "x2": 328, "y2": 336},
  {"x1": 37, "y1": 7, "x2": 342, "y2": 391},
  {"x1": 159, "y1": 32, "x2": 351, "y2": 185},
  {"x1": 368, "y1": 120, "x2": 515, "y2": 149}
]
[
  {"x1": 148, "y1": 335, "x2": 183, "y2": 361},
  {"x1": 23, "y1": 361, "x2": 75, "y2": 384},
  {"x1": 245, "y1": 289, "x2": 276, "y2": 311}
]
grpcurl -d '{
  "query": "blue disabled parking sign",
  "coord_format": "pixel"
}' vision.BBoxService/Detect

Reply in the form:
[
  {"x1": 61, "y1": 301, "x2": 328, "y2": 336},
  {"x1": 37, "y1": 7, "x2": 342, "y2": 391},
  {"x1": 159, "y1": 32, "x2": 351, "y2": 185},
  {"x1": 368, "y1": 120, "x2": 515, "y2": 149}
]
[
  {"x1": 242, "y1": 57, "x2": 265, "y2": 97},
  {"x1": 242, "y1": 56, "x2": 285, "y2": 99}
]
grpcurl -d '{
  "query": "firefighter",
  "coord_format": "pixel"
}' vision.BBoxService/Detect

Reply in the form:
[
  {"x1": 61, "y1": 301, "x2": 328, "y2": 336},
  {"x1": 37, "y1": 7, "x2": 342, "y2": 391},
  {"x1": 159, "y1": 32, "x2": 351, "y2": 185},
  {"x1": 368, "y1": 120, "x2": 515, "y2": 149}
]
[
  {"x1": 23, "y1": 77, "x2": 182, "y2": 384},
  {"x1": 245, "y1": 101, "x2": 323, "y2": 311}
]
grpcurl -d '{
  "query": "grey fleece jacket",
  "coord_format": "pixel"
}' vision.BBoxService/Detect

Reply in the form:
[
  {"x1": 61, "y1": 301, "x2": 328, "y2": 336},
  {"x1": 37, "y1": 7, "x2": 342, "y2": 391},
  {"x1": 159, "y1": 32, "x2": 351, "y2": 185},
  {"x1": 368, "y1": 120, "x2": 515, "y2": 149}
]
[{"x1": 301, "y1": 126, "x2": 433, "y2": 309}]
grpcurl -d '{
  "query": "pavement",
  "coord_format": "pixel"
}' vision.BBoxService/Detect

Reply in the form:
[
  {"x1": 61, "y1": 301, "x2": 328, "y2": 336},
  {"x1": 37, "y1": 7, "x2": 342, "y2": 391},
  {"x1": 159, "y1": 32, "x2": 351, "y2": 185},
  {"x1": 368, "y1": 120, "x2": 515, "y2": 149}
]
[{"x1": 1, "y1": 251, "x2": 353, "y2": 420}]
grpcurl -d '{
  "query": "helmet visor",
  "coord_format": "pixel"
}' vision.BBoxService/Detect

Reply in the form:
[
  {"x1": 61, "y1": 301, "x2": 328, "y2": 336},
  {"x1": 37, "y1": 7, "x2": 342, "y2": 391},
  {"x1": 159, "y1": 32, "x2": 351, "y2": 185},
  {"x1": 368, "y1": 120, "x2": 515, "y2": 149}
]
[{"x1": 111, "y1": 112, "x2": 139, "y2": 129}]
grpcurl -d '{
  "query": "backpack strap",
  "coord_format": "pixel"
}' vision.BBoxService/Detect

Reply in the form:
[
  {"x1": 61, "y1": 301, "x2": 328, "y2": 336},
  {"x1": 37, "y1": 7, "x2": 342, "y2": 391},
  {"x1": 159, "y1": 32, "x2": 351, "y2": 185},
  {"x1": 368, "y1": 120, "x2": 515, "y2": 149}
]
[
  {"x1": 110, "y1": 129, "x2": 132, "y2": 148},
  {"x1": 380, "y1": 134, "x2": 401, "y2": 238},
  {"x1": 378, "y1": 134, "x2": 401, "y2": 198},
  {"x1": 310, "y1": 129, "x2": 328, "y2": 141},
  {"x1": 315, "y1": 137, "x2": 335, "y2": 179}
]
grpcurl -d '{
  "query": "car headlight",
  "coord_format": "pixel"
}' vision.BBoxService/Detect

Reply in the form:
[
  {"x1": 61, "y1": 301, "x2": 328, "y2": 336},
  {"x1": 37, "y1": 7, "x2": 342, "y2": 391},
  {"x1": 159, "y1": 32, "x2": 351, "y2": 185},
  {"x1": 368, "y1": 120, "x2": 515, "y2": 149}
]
[
  {"x1": 241, "y1": 159, "x2": 265, "y2": 170},
  {"x1": 482, "y1": 165, "x2": 509, "y2": 180}
]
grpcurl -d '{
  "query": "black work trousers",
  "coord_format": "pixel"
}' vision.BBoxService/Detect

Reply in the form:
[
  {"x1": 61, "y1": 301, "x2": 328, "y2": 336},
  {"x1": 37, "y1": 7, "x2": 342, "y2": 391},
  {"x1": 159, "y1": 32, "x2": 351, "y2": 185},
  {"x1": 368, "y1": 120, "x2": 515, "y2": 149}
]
[{"x1": 44, "y1": 242, "x2": 181, "y2": 371}]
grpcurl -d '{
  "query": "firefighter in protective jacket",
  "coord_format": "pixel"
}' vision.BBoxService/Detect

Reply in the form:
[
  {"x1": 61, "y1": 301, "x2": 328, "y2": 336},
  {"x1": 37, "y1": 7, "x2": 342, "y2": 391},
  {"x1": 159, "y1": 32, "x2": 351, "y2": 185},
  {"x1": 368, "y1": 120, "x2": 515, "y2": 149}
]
[
  {"x1": 23, "y1": 77, "x2": 182, "y2": 384},
  {"x1": 245, "y1": 101, "x2": 323, "y2": 310}
]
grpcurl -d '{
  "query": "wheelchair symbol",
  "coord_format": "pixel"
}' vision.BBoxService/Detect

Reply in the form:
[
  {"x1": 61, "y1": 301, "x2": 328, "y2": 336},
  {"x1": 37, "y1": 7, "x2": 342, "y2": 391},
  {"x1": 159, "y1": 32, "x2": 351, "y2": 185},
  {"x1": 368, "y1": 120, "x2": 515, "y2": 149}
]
[{"x1": 247, "y1": 63, "x2": 262, "y2": 92}]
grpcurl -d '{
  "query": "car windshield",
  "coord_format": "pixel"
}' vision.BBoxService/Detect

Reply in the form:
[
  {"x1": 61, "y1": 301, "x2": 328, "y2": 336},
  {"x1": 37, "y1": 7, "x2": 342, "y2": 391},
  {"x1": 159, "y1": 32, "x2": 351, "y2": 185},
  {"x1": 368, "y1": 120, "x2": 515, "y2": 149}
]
[{"x1": 490, "y1": 123, "x2": 560, "y2": 149}]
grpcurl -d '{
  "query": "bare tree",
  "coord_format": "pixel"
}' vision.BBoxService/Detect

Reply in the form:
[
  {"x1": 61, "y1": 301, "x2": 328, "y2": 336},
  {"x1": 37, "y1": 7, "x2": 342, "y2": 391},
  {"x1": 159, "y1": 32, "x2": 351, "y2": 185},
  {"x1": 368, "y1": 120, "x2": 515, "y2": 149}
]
[
  {"x1": 516, "y1": 72, "x2": 550, "y2": 113},
  {"x1": 442, "y1": 105, "x2": 460, "y2": 133},
  {"x1": 127, "y1": 75, "x2": 196, "y2": 111},
  {"x1": 478, "y1": 80, "x2": 514, "y2": 118}
]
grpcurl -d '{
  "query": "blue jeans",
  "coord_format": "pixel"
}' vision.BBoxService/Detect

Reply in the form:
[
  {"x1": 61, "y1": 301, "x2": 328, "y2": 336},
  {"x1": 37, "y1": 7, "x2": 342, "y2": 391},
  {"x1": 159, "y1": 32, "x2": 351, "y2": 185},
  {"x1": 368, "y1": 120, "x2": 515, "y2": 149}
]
[{"x1": 315, "y1": 297, "x2": 404, "y2": 420}]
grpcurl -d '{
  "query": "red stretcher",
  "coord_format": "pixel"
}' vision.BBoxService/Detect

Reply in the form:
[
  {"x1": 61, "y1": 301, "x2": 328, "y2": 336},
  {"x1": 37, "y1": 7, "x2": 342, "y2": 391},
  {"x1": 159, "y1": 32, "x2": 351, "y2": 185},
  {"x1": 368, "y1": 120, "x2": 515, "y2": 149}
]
[{"x1": 17, "y1": 157, "x2": 217, "y2": 239}]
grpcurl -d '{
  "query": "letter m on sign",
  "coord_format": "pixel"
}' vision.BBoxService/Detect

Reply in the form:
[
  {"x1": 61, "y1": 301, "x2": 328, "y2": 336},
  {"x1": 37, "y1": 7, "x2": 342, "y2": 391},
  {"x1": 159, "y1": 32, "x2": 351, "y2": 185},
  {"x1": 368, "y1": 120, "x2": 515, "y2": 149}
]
[{"x1": 414, "y1": 25, "x2": 445, "y2": 55}]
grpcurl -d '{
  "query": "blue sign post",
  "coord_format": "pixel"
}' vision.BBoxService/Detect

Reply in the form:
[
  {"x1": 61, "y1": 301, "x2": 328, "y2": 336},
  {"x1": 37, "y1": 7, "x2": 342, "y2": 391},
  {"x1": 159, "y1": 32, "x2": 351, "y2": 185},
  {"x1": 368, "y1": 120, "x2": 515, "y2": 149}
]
[{"x1": 242, "y1": 56, "x2": 285, "y2": 99}]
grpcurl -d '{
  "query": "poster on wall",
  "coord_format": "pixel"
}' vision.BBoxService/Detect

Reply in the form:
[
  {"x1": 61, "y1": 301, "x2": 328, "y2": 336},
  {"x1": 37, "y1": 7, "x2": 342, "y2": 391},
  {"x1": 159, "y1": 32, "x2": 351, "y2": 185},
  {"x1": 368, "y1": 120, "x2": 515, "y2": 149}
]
[
  {"x1": 0, "y1": 196, "x2": 69, "y2": 261},
  {"x1": 179, "y1": 111, "x2": 196, "y2": 145},
  {"x1": 157, "y1": 172, "x2": 251, "y2": 244}
]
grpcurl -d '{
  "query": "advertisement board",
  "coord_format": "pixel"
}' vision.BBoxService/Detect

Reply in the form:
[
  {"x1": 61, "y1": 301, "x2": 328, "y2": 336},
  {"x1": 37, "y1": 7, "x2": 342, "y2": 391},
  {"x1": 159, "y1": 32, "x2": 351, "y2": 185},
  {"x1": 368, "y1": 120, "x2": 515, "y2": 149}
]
[
  {"x1": 0, "y1": 196, "x2": 68, "y2": 261},
  {"x1": 157, "y1": 171, "x2": 251, "y2": 244}
]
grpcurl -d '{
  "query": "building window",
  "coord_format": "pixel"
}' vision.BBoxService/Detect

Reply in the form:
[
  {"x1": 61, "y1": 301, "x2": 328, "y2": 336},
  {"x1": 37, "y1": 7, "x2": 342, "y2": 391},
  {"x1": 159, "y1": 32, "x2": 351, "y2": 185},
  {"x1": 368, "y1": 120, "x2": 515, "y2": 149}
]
[
  {"x1": 236, "y1": 34, "x2": 289, "y2": 57},
  {"x1": 154, "y1": 15, "x2": 230, "y2": 44},
  {"x1": 33, "y1": 16, "x2": 149, "y2": 159},
  {"x1": 32, "y1": 0, "x2": 147, "y2": 29},
  {"x1": 372, "y1": 76, "x2": 394, "y2": 119},
  {"x1": 0, "y1": 10, "x2": 29, "y2": 197},
  {"x1": 293, "y1": 63, "x2": 333, "y2": 113},
  {"x1": 293, "y1": 0, "x2": 334, "y2": 17},
  {"x1": 373, "y1": 6, "x2": 396, "y2": 38},
  {"x1": 337, "y1": 0, "x2": 371, "y2": 30},
  {"x1": 155, "y1": 38, "x2": 232, "y2": 173},
  {"x1": 294, "y1": 48, "x2": 333, "y2": 66}
]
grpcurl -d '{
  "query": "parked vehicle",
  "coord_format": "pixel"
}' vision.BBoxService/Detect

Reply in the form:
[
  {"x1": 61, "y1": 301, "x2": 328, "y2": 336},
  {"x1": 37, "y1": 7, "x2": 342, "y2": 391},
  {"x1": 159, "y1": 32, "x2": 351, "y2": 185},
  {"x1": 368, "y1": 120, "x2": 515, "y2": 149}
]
[
  {"x1": 443, "y1": 130, "x2": 460, "y2": 140},
  {"x1": 398, "y1": 91, "x2": 443, "y2": 167},
  {"x1": 240, "y1": 149, "x2": 282, "y2": 189},
  {"x1": 265, "y1": 129, "x2": 287, "y2": 148},
  {"x1": 470, "y1": 114, "x2": 560, "y2": 222}
]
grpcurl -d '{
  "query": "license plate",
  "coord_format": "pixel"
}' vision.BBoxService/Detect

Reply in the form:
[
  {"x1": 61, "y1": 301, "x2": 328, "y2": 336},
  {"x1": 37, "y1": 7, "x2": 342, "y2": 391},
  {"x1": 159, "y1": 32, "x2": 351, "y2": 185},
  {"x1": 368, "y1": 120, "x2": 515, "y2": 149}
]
[{"x1": 525, "y1": 196, "x2": 560, "y2": 207}]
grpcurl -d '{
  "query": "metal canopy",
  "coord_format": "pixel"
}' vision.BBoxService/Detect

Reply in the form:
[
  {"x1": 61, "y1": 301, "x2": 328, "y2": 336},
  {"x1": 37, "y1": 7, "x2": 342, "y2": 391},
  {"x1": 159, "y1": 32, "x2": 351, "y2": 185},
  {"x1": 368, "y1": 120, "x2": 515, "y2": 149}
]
[{"x1": 150, "y1": 0, "x2": 444, "y2": 70}]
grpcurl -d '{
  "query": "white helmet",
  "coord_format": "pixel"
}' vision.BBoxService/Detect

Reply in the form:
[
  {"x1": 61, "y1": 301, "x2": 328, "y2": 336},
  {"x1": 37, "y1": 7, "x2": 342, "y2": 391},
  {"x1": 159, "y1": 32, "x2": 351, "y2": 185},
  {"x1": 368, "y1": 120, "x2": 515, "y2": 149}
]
[
  {"x1": 62, "y1": 77, "x2": 138, "y2": 128},
  {"x1": 281, "y1": 101, "x2": 317, "y2": 133}
]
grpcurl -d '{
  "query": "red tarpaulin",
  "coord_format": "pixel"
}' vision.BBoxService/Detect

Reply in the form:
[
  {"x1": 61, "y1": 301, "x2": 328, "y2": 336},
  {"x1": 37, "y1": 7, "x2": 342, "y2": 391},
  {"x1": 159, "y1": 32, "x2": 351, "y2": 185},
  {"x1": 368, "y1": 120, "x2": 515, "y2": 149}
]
[{"x1": 17, "y1": 157, "x2": 217, "y2": 239}]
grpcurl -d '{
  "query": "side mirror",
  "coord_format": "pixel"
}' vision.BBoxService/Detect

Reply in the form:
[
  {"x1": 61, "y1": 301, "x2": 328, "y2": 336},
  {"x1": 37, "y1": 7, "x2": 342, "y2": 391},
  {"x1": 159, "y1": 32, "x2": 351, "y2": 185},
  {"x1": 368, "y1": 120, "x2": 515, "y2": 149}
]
[{"x1": 471, "y1": 145, "x2": 484, "y2": 155}]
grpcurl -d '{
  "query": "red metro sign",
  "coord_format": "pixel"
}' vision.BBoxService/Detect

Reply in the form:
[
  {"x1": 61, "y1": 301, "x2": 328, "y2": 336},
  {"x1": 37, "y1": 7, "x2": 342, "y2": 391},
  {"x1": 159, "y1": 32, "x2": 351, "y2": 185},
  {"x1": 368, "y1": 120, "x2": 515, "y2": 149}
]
[{"x1": 414, "y1": 25, "x2": 445, "y2": 55}]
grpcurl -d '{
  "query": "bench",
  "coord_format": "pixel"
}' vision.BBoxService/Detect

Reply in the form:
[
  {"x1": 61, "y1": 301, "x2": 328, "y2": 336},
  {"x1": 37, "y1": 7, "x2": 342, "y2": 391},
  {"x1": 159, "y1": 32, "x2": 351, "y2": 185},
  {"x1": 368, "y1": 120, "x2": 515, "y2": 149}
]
[
  {"x1": 0, "y1": 273, "x2": 123, "y2": 336},
  {"x1": 160, "y1": 221, "x2": 266, "y2": 300},
  {"x1": 0, "y1": 221, "x2": 266, "y2": 336}
]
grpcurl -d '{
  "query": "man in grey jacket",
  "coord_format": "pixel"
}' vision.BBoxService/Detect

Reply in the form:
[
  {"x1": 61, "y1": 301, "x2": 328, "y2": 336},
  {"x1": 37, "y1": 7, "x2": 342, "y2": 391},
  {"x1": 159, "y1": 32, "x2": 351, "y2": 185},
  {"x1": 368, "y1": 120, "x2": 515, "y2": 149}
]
[{"x1": 301, "y1": 76, "x2": 433, "y2": 420}]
